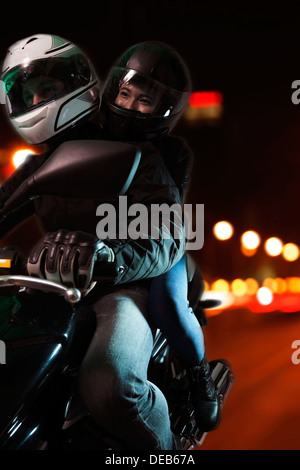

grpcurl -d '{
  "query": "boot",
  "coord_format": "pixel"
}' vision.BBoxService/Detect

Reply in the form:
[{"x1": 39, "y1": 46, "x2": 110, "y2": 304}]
[{"x1": 188, "y1": 355, "x2": 221, "y2": 431}]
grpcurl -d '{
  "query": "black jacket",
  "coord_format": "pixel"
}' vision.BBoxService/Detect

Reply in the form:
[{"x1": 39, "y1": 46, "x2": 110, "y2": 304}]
[
  {"x1": 0, "y1": 123, "x2": 189, "y2": 285},
  {"x1": 155, "y1": 134, "x2": 193, "y2": 203}
]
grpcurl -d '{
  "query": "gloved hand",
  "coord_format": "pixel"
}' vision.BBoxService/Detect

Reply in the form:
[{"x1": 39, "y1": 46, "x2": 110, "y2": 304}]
[{"x1": 27, "y1": 229, "x2": 114, "y2": 291}]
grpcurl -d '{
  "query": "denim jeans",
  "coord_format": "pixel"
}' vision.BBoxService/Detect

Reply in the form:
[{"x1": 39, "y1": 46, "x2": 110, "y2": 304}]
[
  {"x1": 149, "y1": 255, "x2": 205, "y2": 366},
  {"x1": 77, "y1": 286, "x2": 176, "y2": 450}
]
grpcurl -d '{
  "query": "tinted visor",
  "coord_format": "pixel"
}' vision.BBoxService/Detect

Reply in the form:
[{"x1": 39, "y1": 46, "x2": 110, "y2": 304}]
[
  {"x1": 2, "y1": 54, "x2": 91, "y2": 117},
  {"x1": 103, "y1": 67, "x2": 189, "y2": 118}
]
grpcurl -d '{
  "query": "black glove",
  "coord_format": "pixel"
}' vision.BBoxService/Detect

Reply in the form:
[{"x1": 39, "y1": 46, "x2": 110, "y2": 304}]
[{"x1": 27, "y1": 229, "x2": 114, "y2": 291}]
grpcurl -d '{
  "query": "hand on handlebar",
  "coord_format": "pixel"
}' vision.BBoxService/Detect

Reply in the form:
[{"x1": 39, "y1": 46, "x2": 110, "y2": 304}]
[{"x1": 27, "y1": 229, "x2": 115, "y2": 291}]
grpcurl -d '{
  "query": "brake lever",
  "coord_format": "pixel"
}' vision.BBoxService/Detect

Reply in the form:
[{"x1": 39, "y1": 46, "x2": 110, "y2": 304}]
[{"x1": 0, "y1": 275, "x2": 81, "y2": 304}]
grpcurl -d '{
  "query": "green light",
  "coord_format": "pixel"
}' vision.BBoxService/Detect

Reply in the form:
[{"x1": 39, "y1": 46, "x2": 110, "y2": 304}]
[{"x1": 3, "y1": 67, "x2": 21, "y2": 93}]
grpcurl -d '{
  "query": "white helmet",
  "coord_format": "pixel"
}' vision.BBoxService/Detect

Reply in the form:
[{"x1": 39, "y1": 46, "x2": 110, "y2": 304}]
[{"x1": 1, "y1": 34, "x2": 100, "y2": 144}]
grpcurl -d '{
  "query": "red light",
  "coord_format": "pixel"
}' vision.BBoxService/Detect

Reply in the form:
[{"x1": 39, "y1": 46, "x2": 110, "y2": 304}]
[
  {"x1": 189, "y1": 91, "x2": 223, "y2": 108},
  {"x1": 2, "y1": 163, "x2": 15, "y2": 179}
]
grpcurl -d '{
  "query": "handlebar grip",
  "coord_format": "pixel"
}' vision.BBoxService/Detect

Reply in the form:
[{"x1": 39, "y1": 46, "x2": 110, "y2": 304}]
[{"x1": 0, "y1": 246, "x2": 120, "y2": 283}]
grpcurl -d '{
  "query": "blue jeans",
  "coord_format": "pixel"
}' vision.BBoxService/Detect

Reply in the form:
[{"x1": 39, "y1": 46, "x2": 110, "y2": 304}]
[
  {"x1": 149, "y1": 255, "x2": 205, "y2": 365},
  {"x1": 78, "y1": 287, "x2": 176, "y2": 450}
]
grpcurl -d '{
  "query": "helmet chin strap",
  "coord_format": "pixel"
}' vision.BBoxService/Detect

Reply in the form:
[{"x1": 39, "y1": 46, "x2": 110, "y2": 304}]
[{"x1": 102, "y1": 100, "x2": 171, "y2": 142}]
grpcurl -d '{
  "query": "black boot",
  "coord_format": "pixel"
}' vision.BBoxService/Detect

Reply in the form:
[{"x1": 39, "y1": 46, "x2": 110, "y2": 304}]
[{"x1": 188, "y1": 356, "x2": 221, "y2": 431}]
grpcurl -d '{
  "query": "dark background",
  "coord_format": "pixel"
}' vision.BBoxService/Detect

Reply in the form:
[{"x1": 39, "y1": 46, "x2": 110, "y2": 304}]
[{"x1": 1, "y1": 0, "x2": 300, "y2": 280}]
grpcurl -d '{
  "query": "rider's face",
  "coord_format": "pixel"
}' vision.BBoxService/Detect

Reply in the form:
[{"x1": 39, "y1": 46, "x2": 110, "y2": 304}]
[
  {"x1": 22, "y1": 77, "x2": 65, "y2": 108},
  {"x1": 115, "y1": 82, "x2": 160, "y2": 114}
]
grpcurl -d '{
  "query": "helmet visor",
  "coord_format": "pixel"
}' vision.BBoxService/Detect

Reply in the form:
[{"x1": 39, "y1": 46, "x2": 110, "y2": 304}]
[
  {"x1": 2, "y1": 54, "x2": 91, "y2": 117},
  {"x1": 103, "y1": 67, "x2": 190, "y2": 118}
]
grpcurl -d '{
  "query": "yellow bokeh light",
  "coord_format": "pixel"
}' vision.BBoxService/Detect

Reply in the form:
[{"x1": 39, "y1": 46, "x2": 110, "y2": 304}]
[
  {"x1": 282, "y1": 243, "x2": 300, "y2": 262},
  {"x1": 241, "y1": 245, "x2": 257, "y2": 257},
  {"x1": 262, "y1": 277, "x2": 274, "y2": 289},
  {"x1": 272, "y1": 277, "x2": 287, "y2": 294},
  {"x1": 287, "y1": 277, "x2": 300, "y2": 293},
  {"x1": 203, "y1": 280, "x2": 209, "y2": 291},
  {"x1": 231, "y1": 278, "x2": 247, "y2": 296},
  {"x1": 264, "y1": 237, "x2": 283, "y2": 257},
  {"x1": 241, "y1": 230, "x2": 261, "y2": 250},
  {"x1": 211, "y1": 279, "x2": 230, "y2": 292},
  {"x1": 245, "y1": 278, "x2": 259, "y2": 295},
  {"x1": 213, "y1": 221, "x2": 234, "y2": 241}
]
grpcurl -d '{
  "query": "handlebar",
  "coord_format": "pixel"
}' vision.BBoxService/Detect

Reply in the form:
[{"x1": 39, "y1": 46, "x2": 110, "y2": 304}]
[{"x1": 0, "y1": 247, "x2": 120, "y2": 304}]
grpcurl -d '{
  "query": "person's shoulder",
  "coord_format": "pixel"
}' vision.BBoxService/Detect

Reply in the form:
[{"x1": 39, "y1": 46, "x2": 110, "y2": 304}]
[
  {"x1": 158, "y1": 135, "x2": 193, "y2": 167},
  {"x1": 161, "y1": 134, "x2": 190, "y2": 150},
  {"x1": 162, "y1": 134, "x2": 186, "y2": 145},
  {"x1": 161, "y1": 134, "x2": 192, "y2": 156}
]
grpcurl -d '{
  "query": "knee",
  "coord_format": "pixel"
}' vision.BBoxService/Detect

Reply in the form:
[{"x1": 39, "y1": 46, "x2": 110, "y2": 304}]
[{"x1": 77, "y1": 362, "x2": 138, "y2": 421}]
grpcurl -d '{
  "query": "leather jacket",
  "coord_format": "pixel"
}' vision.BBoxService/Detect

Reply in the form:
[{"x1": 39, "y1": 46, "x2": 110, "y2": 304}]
[{"x1": 0, "y1": 123, "x2": 187, "y2": 285}]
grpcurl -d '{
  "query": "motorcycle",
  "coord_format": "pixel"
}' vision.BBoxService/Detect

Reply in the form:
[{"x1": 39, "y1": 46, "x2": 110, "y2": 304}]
[{"x1": 0, "y1": 140, "x2": 234, "y2": 450}]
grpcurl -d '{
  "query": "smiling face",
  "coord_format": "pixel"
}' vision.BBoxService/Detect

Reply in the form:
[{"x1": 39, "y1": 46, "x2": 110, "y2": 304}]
[{"x1": 115, "y1": 82, "x2": 162, "y2": 114}]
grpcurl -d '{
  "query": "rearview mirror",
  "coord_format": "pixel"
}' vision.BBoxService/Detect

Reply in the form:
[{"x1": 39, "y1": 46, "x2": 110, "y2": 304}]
[{"x1": 0, "y1": 140, "x2": 141, "y2": 217}]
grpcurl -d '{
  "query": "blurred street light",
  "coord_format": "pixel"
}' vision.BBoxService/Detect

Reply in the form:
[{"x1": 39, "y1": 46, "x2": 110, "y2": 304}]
[
  {"x1": 282, "y1": 243, "x2": 300, "y2": 262},
  {"x1": 213, "y1": 220, "x2": 234, "y2": 240},
  {"x1": 240, "y1": 230, "x2": 261, "y2": 256},
  {"x1": 264, "y1": 237, "x2": 283, "y2": 257},
  {"x1": 241, "y1": 230, "x2": 261, "y2": 250},
  {"x1": 184, "y1": 91, "x2": 223, "y2": 125},
  {"x1": 231, "y1": 278, "x2": 247, "y2": 296},
  {"x1": 211, "y1": 279, "x2": 230, "y2": 292},
  {"x1": 12, "y1": 149, "x2": 35, "y2": 169},
  {"x1": 256, "y1": 286, "x2": 273, "y2": 305}
]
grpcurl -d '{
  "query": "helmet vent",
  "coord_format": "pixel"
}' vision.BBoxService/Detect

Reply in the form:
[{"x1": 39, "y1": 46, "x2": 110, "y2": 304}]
[{"x1": 24, "y1": 37, "x2": 38, "y2": 46}]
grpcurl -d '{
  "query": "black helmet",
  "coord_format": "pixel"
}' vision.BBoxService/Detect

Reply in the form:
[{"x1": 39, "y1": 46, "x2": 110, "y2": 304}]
[{"x1": 101, "y1": 41, "x2": 191, "y2": 141}]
